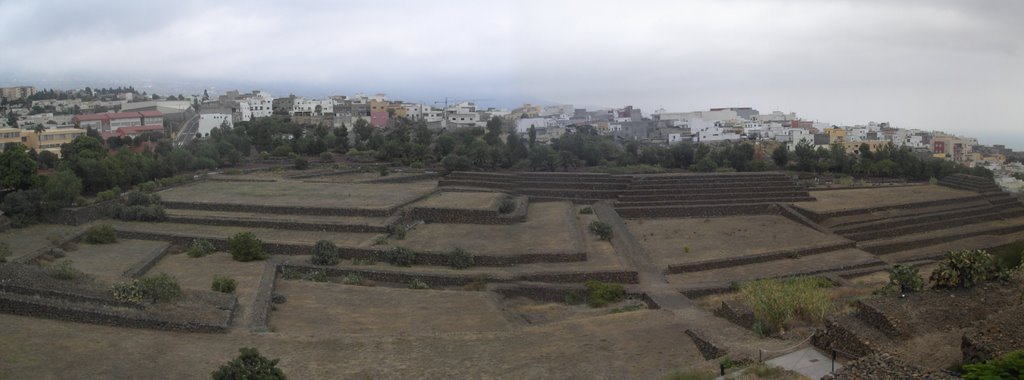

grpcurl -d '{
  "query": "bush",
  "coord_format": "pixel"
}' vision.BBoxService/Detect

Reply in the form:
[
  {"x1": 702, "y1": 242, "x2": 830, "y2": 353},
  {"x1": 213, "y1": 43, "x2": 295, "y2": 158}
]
[
  {"x1": 46, "y1": 260, "x2": 82, "y2": 280},
  {"x1": 585, "y1": 281, "x2": 625, "y2": 308},
  {"x1": 877, "y1": 264, "x2": 924, "y2": 295},
  {"x1": 381, "y1": 247, "x2": 415, "y2": 267},
  {"x1": 579, "y1": 206, "x2": 593, "y2": 214},
  {"x1": 962, "y1": 349, "x2": 1024, "y2": 379},
  {"x1": 187, "y1": 239, "x2": 216, "y2": 258},
  {"x1": 319, "y1": 152, "x2": 334, "y2": 163},
  {"x1": 0, "y1": 242, "x2": 10, "y2": 263},
  {"x1": 83, "y1": 224, "x2": 117, "y2": 244},
  {"x1": 387, "y1": 224, "x2": 406, "y2": 240},
  {"x1": 378, "y1": 165, "x2": 389, "y2": 177},
  {"x1": 228, "y1": 232, "x2": 267, "y2": 262},
  {"x1": 498, "y1": 199, "x2": 516, "y2": 214},
  {"x1": 293, "y1": 157, "x2": 309, "y2": 170},
  {"x1": 211, "y1": 275, "x2": 238, "y2": 293},
  {"x1": 114, "y1": 204, "x2": 167, "y2": 221},
  {"x1": 930, "y1": 249, "x2": 1004, "y2": 289},
  {"x1": 138, "y1": 273, "x2": 183, "y2": 303},
  {"x1": 448, "y1": 248, "x2": 475, "y2": 269},
  {"x1": 96, "y1": 187, "x2": 121, "y2": 202},
  {"x1": 589, "y1": 221, "x2": 613, "y2": 241},
  {"x1": 111, "y1": 279, "x2": 145, "y2": 304},
  {"x1": 341, "y1": 273, "x2": 364, "y2": 286},
  {"x1": 211, "y1": 347, "x2": 286, "y2": 380},
  {"x1": 123, "y1": 190, "x2": 160, "y2": 206},
  {"x1": 408, "y1": 278, "x2": 429, "y2": 289},
  {"x1": 740, "y1": 277, "x2": 834, "y2": 334},
  {"x1": 270, "y1": 145, "x2": 293, "y2": 157},
  {"x1": 310, "y1": 240, "x2": 339, "y2": 266}
]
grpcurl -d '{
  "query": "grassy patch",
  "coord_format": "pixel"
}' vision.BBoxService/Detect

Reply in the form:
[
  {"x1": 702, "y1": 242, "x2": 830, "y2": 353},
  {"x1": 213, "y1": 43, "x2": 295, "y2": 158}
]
[
  {"x1": 740, "y1": 277, "x2": 835, "y2": 333},
  {"x1": 585, "y1": 281, "x2": 625, "y2": 308}
]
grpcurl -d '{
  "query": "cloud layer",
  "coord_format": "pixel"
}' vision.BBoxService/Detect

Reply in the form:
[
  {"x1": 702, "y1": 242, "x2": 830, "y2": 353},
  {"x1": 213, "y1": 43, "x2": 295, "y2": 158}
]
[{"x1": 1, "y1": 0, "x2": 1021, "y2": 147}]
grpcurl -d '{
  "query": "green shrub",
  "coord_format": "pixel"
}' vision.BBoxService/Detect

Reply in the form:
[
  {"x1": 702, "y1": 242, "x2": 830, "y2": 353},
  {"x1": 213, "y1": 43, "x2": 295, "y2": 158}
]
[
  {"x1": 114, "y1": 204, "x2": 167, "y2": 221},
  {"x1": 228, "y1": 232, "x2": 267, "y2": 262},
  {"x1": 989, "y1": 241, "x2": 1024, "y2": 269},
  {"x1": 387, "y1": 224, "x2": 407, "y2": 240},
  {"x1": 211, "y1": 347, "x2": 286, "y2": 380},
  {"x1": 211, "y1": 275, "x2": 237, "y2": 293},
  {"x1": 138, "y1": 273, "x2": 184, "y2": 303},
  {"x1": 448, "y1": 248, "x2": 474, "y2": 269},
  {"x1": 83, "y1": 224, "x2": 117, "y2": 244},
  {"x1": 111, "y1": 279, "x2": 145, "y2": 304},
  {"x1": 962, "y1": 349, "x2": 1024, "y2": 379},
  {"x1": 136, "y1": 181, "x2": 157, "y2": 192},
  {"x1": 46, "y1": 260, "x2": 82, "y2": 280},
  {"x1": 187, "y1": 239, "x2": 216, "y2": 258},
  {"x1": 96, "y1": 187, "x2": 121, "y2": 202},
  {"x1": 319, "y1": 152, "x2": 334, "y2": 163},
  {"x1": 929, "y1": 177, "x2": 939, "y2": 185},
  {"x1": 589, "y1": 221, "x2": 613, "y2": 241},
  {"x1": 341, "y1": 273, "x2": 364, "y2": 286},
  {"x1": 310, "y1": 240, "x2": 339, "y2": 266},
  {"x1": 373, "y1": 235, "x2": 388, "y2": 245},
  {"x1": 740, "y1": 277, "x2": 834, "y2": 334},
  {"x1": 378, "y1": 165, "x2": 389, "y2": 177},
  {"x1": 408, "y1": 278, "x2": 429, "y2": 289},
  {"x1": 381, "y1": 247, "x2": 415, "y2": 267},
  {"x1": 930, "y1": 249, "x2": 1004, "y2": 289},
  {"x1": 123, "y1": 190, "x2": 160, "y2": 206},
  {"x1": 498, "y1": 199, "x2": 517, "y2": 214},
  {"x1": 585, "y1": 281, "x2": 625, "y2": 308},
  {"x1": 270, "y1": 145, "x2": 293, "y2": 157},
  {"x1": 0, "y1": 242, "x2": 10, "y2": 263},
  {"x1": 293, "y1": 157, "x2": 309, "y2": 170},
  {"x1": 876, "y1": 264, "x2": 924, "y2": 295},
  {"x1": 579, "y1": 206, "x2": 593, "y2": 214}
]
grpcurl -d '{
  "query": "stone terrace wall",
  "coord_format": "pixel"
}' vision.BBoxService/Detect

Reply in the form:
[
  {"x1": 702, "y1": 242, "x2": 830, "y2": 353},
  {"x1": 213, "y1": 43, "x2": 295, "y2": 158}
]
[
  {"x1": 249, "y1": 261, "x2": 278, "y2": 332},
  {"x1": 43, "y1": 201, "x2": 117, "y2": 226},
  {"x1": 685, "y1": 329, "x2": 729, "y2": 360},
  {"x1": 822, "y1": 353, "x2": 954, "y2": 380},
  {"x1": 489, "y1": 283, "x2": 658, "y2": 309},
  {"x1": 408, "y1": 196, "x2": 527, "y2": 225},
  {"x1": 812, "y1": 317, "x2": 877, "y2": 359},
  {"x1": 161, "y1": 201, "x2": 393, "y2": 217},
  {"x1": 616, "y1": 203, "x2": 777, "y2": 219},
  {"x1": 362, "y1": 172, "x2": 439, "y2": 184},
  {"x1": 960, "y1": 304, "x2": 1024, "y2": 363},
  {"x1": 665, "y1": 240, "x2": 857, "y2": 274}
]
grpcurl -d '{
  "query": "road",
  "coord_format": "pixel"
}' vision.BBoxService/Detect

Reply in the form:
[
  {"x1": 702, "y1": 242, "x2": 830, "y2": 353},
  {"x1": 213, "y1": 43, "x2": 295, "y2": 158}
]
[{"x1": 174, "y1": 114, "x2": 199, "y2": 146}]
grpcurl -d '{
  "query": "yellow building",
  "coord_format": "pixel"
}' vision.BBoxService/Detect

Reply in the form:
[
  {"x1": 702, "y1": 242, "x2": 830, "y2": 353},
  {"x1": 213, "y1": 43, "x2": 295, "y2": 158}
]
[
  {"x1": 369, "y1": 99, "x2": 389, "y2": 114},
  {"x1": 826, "y1": 127, "x2": 847, "y2": 144},
  {"x1": 0, "y1": 127, "x2": 21, "y2": 150},
  {"x1": 22, "y1": 128, "x2": 86, "y2": 157},
  {"x1": 386, "y1": 102, "x2": 408, "y2": 118}
]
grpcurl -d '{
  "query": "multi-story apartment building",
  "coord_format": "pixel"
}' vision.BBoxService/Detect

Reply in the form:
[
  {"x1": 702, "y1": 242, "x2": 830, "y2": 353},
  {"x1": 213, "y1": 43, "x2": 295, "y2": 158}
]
[
  {"x1": 71, "y1": 111, "x2": 163, "y2": 133},
  {"x1": 0, "y1": 128, "x2": 22, "y2": 150},
  {"x1": 0, "y1": 86, "x2": 36, "y2": 100},
  {"x1": 22, "y1": 128, "x2": 86, "y2": 157}
]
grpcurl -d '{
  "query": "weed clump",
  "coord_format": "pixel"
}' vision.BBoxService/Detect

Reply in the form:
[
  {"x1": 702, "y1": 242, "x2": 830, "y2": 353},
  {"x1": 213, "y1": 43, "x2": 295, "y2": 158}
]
[
  {"x1": 589, "y1": 221, "x2": 613, "y2": 241},
  {"x1": 83, "y1": 224, "x2": 117, "y2": 244},
  {"x1": 186, "y1": 239, "x2": 216, "y2": 258},
  {"x1": 310, "y1": 240, "x2": 340, "y2": 266},
  {"x1": 211, "y1": 275, "x2": 238, "y2": 293},
  {"x1": 739, "y1": 277, "x2": 834, "y2": 334}
]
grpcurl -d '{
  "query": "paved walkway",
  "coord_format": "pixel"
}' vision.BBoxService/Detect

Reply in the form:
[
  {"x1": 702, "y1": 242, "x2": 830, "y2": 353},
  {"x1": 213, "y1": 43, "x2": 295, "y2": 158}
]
[{"x1": 765, "y1": 347, "x2": 840, "y2": 379}]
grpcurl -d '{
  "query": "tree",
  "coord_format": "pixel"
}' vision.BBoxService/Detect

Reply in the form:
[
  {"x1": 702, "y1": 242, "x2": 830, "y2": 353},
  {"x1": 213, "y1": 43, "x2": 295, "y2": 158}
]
[
  {"x1": 42, "y1": 169, "x2": 82, "y2": 210},
  {"x1": 211, "y1": 347, "x2": 286, "y2": 380},
  {"x1": 0, "y1": 145, "x2": 40, "y2": 191},
  {"x1": 794, "y1": 140, "x2": 818, "y2": 172},
  {"x1": 353, "y1": 118, "x2": 373, "y2": 144},
  {"x1": 484, "y1": 116, "x2": 503, "y2": 145},
  {"x1": 528, "y1": 125, "x2": 537, "y2": 147},
  {"x1": 336, "y1": 124, "x2": 350, "y2": 153},
  {"x1": 202, "y1": 89, "x2": 210, "y2": 101},
  {"x1": 772, "y1": 144, "x2": 790, "y2": 167}
]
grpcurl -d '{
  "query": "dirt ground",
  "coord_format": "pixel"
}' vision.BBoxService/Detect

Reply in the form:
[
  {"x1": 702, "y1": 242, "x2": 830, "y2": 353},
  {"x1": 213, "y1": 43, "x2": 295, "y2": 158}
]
[
  {"x1": 146, "y1": 251, "x2": 266, "y2": 325},
  {"x1": 399, "y1": 201, "x2": 580, "y2": 255},
  {"x1": 626, "y1": 215, "x2": 846, "y2": 266},
  {"x1": 412, "y1": 191, "x2": 506, "y2": 210},
  {"x1": 0, "y1": 308, "x2": 710, "y2": 379},
  {"x1": 271, "y1": 280, "x2": 513, "y2": 335},
  {"x1": 110, "y1": 221, "x2": 382, "y2": 247},
  {"x1": 795, "y1": 185, "x2": 975, "y2": 213},
  {"x1": 65, "y1": 239, "x2": 168, "y2": 282},
  {"x1": 158, "y1": 179, "x2": 436, "y2": 209},
  {"x1": 0, "y1": 224, "x2": 81, "y2": 261}
]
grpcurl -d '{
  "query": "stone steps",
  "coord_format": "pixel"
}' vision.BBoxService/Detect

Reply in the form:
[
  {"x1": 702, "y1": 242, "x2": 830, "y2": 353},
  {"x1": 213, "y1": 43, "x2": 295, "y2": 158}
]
[
  {"x1": 164, "y1": 209, "x2": 392, "y2": 233},
  {"x1": 674, "y1": 249, "x2": 885, "y2": 296},
  {"x1": 615, "y1": 192, "x2": 813, "y2": 207},
  {"x1": 832, "y1": 203, "x2": 1013, "y2": 234},
  {"x1": 842, "y1": 209, "x2": 1024, "y2": 242},
  {"x1": 824, "y1": 200, "x2": 994, "y2": 229},
  {"x1": 858, "y1": 216, "x2": 1024, "y2": 255}
]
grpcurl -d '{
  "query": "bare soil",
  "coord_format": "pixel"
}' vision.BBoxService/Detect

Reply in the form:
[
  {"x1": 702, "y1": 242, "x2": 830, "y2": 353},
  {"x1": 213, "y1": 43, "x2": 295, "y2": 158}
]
[
  {"x1": 147, "y1": 251, "x2": 265, "y2": 325},
  {"x1": 0, "y1": 224, "x2": 81, "y2": 261},
  {"x1": 795, "y1": 185, "x2": 975, "y2": 213},
  {"x1": 399, "y1": 201, "x2": 580, "y2": 255},
  {"x1": 158, "y1": 179, "x2": 436, "y2": 209},
  {"x1": 111, "y1": 220, "x2": 381, "y2": 247},
  {"x1": 626, "y1": 215, "x2": 846, "y2": 267},
  {"x1": 412, "y1": 191, "x2": 506, "y2": 210},
  {"x1": 66, "y1": 239, "x2": 169, "y2": 282}
]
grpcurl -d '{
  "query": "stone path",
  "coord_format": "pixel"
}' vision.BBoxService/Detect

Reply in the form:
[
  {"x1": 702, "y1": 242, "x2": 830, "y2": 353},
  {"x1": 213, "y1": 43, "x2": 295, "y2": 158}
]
[
  {"x1": 592, "y1": 201, "x2": 796, "y2": 360},
  {"x1": 764, "y1": 347, "x2": 840, "y2": 379}
]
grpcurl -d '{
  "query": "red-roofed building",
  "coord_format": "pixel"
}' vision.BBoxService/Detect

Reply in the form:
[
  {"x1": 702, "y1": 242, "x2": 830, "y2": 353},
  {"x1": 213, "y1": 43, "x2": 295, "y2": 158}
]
[
  {"x1": 72, "y1": 111, "x2": 164, "y2": 133},
  {"x1": 370, "y1": 110, "x2": 389, "y2": 127}
]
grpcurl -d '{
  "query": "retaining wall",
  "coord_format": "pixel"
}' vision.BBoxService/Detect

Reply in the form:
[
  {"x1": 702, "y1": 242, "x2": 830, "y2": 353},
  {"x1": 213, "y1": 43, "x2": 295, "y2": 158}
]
[
  {"x1": 665, "y1": 241, "x2": 857, "y2": 274},
  {"x1": 43, "y1": 201, "x2": 117, "y2": 226}
]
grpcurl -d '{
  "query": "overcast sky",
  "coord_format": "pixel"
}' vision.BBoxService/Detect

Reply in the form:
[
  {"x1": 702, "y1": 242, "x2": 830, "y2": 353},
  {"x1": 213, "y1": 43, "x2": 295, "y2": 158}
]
[{"x1": 1, "y1": 0, "x2": 1022, "y2": 148}]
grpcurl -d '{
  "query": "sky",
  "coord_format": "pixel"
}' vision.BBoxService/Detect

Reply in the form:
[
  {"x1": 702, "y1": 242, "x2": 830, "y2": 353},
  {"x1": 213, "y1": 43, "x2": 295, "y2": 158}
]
[{"x1": 1, "y1": 0, "x2": 1022, "y2": 148}]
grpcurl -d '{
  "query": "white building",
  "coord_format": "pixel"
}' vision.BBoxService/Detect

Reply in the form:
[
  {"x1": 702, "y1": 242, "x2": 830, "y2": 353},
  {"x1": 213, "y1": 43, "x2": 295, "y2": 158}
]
[
  {"x1": 290, "y1": 98, "x2": 335, "y2": 116},
  {"x1": 786, "y1": 129, "x2": 814, "y2": 150},
  {"x1": 753, "y1": 111, "x2": 798, "y2": 123},
  {"x1": 198, "y1": 113, "x2": 234, "y2": 137},
  {"x1": 238, "y1": 91, "x2": 274, "y2": 121},
  {"x1": 540, "y1": 104, "x2": 574, "y2": 118},
  {"x1": 516, "y1": 117, "x2": 555, "y2": 134}
]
